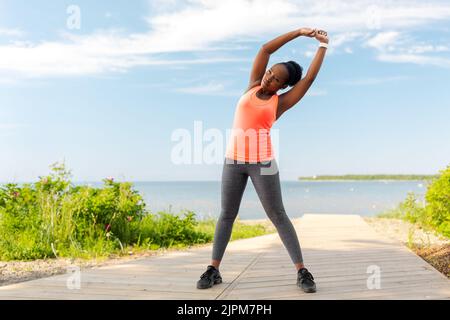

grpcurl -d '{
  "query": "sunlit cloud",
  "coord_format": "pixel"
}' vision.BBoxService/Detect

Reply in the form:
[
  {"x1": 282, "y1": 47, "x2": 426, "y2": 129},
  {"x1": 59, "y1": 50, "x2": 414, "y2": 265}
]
[
  {"x1": 377, "y1": 54, "x2": 450, "y2": 67},
  {"x1": 175, "y1": 81, "x2": 242, "y2": 96},
  {"x1": 0, "y1": 0, "x2": 449, "y2": 78},
  {"x1": 365, "y1": 30, "x2": 450, "y2": 67},
  {"x1": 0, "y1": 28, "x2": 23, "y2": 37}
]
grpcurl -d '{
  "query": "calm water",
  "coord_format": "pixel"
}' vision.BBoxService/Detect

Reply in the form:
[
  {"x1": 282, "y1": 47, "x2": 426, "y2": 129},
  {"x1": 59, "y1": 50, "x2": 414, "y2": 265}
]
[{"x1": 127, "y1": 180, "x2": 426, "y2": 220}]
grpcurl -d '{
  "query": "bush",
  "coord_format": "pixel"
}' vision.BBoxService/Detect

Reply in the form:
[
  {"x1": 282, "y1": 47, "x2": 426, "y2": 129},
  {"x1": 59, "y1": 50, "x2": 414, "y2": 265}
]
[
  {"x1": 0, "y1": 161, "x2": 272, "y2": 261},
  {"x1": 400, "y1": 193, "x2": 428, "y2": 225},
  {"x1": 425, "y1": 165, "x2": 450, "y2": 237},
  {"x1": 0, "y1": 162, "x2": 147, "y2": 260},
  {"x1": 378, "y1": 165, "x2": 450, "y2": 238}
]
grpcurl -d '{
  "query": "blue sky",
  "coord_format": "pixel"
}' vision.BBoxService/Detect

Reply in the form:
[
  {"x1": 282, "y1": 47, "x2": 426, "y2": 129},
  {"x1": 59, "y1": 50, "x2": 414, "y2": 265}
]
[{"x1": 1, "y1": 0, "x2": 450, "y2": 182}]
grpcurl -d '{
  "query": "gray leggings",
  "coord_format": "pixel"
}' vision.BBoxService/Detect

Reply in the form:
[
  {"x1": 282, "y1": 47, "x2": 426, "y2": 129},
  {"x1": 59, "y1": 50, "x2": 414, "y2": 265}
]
[{"x1": 212, "y1": 158, "x2": 304, "y2": 264}]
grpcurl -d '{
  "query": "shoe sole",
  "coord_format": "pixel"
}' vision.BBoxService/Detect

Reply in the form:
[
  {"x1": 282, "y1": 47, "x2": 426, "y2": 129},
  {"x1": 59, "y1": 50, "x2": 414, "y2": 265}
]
[
  {"x1": 303, "y1": 286, "x2": 316, "y2": 293},
  {"x1": 297, "y1": 282, "x2": 317, "y2": 293},
  {"x1": 197, "y1": 278, "x2": 222, "y2": 289}
]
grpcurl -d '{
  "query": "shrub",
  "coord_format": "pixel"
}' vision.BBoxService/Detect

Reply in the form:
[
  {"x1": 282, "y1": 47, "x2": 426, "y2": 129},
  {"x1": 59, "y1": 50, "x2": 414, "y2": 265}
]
[
  {"x1": 0, "y1": 161, "x2": 273, "y2": 261},
  {"x1": 378, "y1": 165, "x2": 450, "y2": 239},
  {"x1": 400, "y1": 193, "x2": 428, "y2": 226},
  {"x1": 0, "y1": 162, "x2": 148, "y2": 260},
  {"x1": 425, "y1": 165, "x2": 450, "y2": 237}
]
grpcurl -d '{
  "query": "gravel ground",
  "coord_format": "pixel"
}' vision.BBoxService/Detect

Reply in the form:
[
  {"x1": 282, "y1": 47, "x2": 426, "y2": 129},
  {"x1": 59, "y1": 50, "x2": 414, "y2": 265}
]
[
  {"x1": 364, "y1": 217, "x2": 449, "y2": 278},
  {"x1": 0, "y1": 247, "x2": 196, "y2": 287}
]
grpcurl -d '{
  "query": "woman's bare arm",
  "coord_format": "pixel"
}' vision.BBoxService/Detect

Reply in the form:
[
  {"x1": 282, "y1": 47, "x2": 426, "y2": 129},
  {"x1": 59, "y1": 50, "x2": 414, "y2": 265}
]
[{"x1": 277, "y1": 30, "x2": 329, "y2": 120}]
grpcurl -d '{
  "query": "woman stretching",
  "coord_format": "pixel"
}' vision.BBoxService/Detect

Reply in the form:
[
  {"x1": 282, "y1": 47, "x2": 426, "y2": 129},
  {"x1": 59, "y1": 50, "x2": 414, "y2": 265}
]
[{"x1": 197, "y1": 28, "x2": 328, "y2": 293}]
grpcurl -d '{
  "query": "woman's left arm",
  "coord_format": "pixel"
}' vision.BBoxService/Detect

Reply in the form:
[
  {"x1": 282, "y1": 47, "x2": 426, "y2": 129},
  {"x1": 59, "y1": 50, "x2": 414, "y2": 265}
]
[
  {"x1": 303, "y1": 30, "x2": 329, "y2": 83},
  {"x1": 277, "y1": 30, "x2": 329, "y2": 120}
]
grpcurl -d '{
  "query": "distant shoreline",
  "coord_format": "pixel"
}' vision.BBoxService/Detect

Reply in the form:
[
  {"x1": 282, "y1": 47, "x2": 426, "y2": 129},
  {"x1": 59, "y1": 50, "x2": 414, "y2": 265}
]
[
  {"x1": 298, "y1": 175, "x2": 438, "y2": 181},
  {"x1": 298, "y1": 179, "x2": 430, "y2": 182}
]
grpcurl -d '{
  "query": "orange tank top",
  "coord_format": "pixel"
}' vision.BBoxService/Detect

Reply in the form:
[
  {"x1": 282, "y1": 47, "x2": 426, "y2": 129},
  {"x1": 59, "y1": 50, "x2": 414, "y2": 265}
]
[{"x1": 225, "y1": 85, "x2": 278, "y2": 163}]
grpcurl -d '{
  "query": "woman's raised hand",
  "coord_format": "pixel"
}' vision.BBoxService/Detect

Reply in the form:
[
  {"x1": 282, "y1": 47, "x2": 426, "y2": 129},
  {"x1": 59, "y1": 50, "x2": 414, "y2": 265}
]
[
  {"x1": 299, "y1": 28, "x2": 317, "y2": 37},
  {"x1": 315, "y1": 30, "x2": 329, "y2": 43}
]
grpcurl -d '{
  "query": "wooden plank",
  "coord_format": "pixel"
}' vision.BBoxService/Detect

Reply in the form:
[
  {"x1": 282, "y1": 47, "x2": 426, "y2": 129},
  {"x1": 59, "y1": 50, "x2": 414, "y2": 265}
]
[{"x1": 224, "y1": 282, "x2": 450, "y2": 300}]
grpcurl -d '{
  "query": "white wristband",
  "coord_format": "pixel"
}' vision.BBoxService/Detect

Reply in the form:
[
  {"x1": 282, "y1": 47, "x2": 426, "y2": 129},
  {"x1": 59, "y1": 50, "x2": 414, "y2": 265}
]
[{"x1": 319, "y1": 42, "x2": 328, "y2": 49}]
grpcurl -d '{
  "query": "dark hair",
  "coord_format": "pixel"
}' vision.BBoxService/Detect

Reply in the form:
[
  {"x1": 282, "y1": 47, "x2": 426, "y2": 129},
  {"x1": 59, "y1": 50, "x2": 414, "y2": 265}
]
[{"x1": 281, "y1": 61, "x2": 303, "y2": 86}]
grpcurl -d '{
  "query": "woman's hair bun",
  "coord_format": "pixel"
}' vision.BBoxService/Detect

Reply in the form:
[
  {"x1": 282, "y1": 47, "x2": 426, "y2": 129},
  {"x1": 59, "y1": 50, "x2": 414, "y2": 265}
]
[{"x1": 283, "y1": 61, "x2": 303, "y2": 86}]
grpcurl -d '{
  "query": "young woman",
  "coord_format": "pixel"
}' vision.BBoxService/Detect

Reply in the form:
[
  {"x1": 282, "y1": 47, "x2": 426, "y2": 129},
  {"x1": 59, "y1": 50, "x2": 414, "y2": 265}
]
[{"x1": 197, "y1": 28, "x2": 328, "y2": 293}]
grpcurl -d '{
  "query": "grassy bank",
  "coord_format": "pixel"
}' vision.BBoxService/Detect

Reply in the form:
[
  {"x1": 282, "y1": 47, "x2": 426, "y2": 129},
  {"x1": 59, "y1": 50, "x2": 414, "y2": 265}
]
[
  {"x1": 373, "y1": 165, "x2": 450, "y2": 277},
  {"x1": 0, "y1": 162, "x2": 275, "y2": 261},
  {"x1": 377, "y1": 166, "x2": 450, "y2": 238}
]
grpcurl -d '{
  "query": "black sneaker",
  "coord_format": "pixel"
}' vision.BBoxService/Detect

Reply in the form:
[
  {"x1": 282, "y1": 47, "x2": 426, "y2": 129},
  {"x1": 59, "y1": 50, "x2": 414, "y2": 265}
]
[
  {"x1": 297, "y1": 268, "x2": 316, "y2": 293},
  {"x1": 196, "y1": 265, "x2": 222, "y2": 289}
]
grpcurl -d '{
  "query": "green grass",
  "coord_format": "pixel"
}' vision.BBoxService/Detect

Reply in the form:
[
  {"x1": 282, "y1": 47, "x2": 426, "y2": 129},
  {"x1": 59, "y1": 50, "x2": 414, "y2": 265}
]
[
  {"x1": 0, "y1": 161, "x2": 275, "y2": 261},
  {"x1": 195, "y1": 218, "x2": 273, "y2": 241}
]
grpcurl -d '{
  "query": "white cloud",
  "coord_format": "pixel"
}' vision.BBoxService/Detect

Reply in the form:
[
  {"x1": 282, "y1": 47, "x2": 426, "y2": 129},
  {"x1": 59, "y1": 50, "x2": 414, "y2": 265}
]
[
  {"x1": 365, "y1": 30, "x2": 450, "y2": 67},
  {"x1": 366, "y1": 32, "x2": 401, "y2": 50},
  {"x1": 0, "y1": 32, "x2": 249, "y2": 77},
  {"x1": 332, "y1": 32, "x2": 365, "y2": 48},
  {"x1": 149, "y1": 0, "x2": 184, "y2": 14},
  {"x1": 0, "y1": 28, "x2": 23, "y2": 37},
  {"x1": 306, "y1": 88, "x2": 327, "y2": 97},
  {"x1": 176, "y1": 82, "x2": 225, "y2": 94},
  {"x1": 377, "y1": 54, "x2": 450, "y2": 67},
  {"x1": 1, "y1": 0, "x2": 450, "y2": 78},
  {"x1": 175, "y1": 81, "x2": 242, "y2": 96},
  {"x1": 145, "y1": 0, "x2": 299, "y2": 49},
  {"x1": 406, "y1": 44, "x2": 450, "y2": 54}
]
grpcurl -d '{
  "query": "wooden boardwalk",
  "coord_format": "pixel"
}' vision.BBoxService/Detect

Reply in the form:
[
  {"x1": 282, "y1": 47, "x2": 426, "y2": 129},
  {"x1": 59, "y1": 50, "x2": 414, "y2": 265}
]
[{"x1": 0, "y1": 214, "x2": 449, "y2": 300}]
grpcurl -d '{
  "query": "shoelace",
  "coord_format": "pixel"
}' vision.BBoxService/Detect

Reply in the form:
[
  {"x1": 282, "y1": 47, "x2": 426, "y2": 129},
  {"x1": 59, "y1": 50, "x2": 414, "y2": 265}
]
[
  {"x1": 299, "y1": 270, "x2": 314, "y2": 282},
  {"x1": 200, "y1": 269, "x2": 215, "y2": 279}
]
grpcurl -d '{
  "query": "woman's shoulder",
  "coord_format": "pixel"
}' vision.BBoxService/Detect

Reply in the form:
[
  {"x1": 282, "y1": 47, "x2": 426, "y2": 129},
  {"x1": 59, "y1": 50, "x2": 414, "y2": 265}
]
[{"x1": 242, "y1": 81, "x2": 261, "y2": 96}]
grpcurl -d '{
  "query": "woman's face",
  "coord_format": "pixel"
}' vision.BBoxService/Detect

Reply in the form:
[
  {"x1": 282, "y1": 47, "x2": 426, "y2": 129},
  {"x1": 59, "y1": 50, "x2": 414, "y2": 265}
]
[{"x1": 261, "y1": 64, "x2": 289, "y2": 93}]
